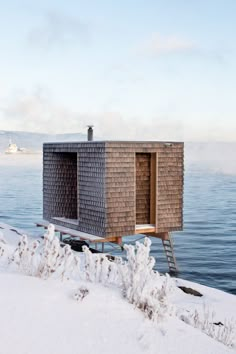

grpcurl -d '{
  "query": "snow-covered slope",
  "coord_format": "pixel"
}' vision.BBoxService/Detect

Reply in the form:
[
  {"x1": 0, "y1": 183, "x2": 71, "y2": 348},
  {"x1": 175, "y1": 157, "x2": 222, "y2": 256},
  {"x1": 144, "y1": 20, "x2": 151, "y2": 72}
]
[
  {"x1": 1, "y1": 273, "x2": 234, "y2": 354},
  {"x1": 0, "y1": 225, "x2": 235, "y2": 354}
]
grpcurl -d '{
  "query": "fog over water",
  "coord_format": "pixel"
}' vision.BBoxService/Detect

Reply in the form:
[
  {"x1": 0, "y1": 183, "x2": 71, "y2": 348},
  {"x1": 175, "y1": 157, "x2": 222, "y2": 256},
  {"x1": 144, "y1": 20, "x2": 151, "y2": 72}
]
[{"x1": 0, "y1": 143, "x2": 235, "y2": 294}]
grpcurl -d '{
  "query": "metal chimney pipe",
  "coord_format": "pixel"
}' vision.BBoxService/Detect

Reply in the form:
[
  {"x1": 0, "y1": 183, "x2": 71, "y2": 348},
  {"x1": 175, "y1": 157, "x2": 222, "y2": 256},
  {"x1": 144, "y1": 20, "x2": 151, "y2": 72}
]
[{"x1": 87, "y1": 125, "x2": 94, "y2": 141}]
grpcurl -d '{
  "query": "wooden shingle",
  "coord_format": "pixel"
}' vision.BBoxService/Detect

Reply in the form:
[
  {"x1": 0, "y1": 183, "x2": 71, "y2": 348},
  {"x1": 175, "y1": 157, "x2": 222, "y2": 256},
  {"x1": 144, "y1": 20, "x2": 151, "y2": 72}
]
[{"x1": 43, "y1": 141, "x2": 184, "y2": 238}]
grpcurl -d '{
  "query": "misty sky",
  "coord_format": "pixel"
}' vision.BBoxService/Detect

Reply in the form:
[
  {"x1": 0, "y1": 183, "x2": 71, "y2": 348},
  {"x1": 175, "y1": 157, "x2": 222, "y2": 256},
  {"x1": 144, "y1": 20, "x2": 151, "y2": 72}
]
[{"x1": 0, "y1": 0, "x2": 235, "y2": 141}]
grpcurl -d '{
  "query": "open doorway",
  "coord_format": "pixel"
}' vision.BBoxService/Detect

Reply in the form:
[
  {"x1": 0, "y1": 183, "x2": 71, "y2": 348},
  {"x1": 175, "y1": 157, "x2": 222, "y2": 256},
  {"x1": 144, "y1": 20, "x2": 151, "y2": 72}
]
[
  {"x1": 50, "y1": 152, "x2": 78, "y2": 226},
  {"x1": 135, "y1": 153, "x2": 156, "y2": 232}
]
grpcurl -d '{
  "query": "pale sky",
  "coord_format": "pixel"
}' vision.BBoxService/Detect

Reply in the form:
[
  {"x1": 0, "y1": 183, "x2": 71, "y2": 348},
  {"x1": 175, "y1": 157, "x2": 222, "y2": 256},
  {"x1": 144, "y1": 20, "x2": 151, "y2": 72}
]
[{"x1": 0, "y1": 0, "x2": 235, "y2": 141}]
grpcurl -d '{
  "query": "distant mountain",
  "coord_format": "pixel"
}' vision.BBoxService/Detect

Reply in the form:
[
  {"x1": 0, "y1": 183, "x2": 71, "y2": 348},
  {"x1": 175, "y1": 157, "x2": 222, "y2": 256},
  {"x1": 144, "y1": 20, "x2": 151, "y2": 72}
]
[
  {"x1": 0, "y1": 131, "x2": 87, "y2": 152},
  {"x1": 0, "y1": 131, "x2": 235, "y2": 174}
]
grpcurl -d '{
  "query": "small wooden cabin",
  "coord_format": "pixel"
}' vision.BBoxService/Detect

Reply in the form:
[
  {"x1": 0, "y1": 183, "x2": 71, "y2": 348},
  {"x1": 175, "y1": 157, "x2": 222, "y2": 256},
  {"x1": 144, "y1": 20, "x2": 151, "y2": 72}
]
[{"x1": 43, "y1": 141, "x2": 184, "y2": 244}]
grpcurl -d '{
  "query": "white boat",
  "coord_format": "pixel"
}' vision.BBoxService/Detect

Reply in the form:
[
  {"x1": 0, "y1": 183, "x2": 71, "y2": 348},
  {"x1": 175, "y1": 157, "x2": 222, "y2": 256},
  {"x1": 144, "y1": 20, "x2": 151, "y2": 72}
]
[
  {"x1": 5, "y1": 140, "x2": 18, "y2": 154},
  {"x1": 5, "y1": 140, "x2": 27, "y2": 154},
  {"x1": 4, "y1": 139, "x2": 41, "y2": 155}
]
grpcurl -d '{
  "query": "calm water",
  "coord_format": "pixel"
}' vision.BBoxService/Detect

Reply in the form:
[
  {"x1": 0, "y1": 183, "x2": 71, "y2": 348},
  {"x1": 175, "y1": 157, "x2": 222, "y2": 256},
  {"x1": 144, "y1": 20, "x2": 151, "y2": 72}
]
[{"x1": 0, "y1": 155, "x2": 235, "y2": 294}]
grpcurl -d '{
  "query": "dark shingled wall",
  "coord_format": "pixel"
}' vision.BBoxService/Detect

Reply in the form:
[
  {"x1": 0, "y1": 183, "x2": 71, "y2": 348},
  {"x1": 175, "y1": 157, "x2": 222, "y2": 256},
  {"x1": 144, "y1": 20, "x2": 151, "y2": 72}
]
[
  {"x1": 105, "y1": 146, "x2": 135, "y2": 237},
  {"x1": 43, "y1": 141, "x2": 184, "y2": 238},
  {"x1": 77, "y1": 145, "x2": 106, "y2": 236},
  {"x1": 157, "y1": 144, "x2": 184, "y2": 232},
  {"x1": 43, "y1": 142, "x2": 106, "y2": 236},
  {"x1": 104, "y1": 142, "x2": 184, "y2": 237}
]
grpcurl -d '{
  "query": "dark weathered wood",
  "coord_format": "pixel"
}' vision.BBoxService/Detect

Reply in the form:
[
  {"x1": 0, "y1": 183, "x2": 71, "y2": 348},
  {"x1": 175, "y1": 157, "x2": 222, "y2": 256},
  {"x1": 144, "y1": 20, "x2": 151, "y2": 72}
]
[
  {"x1": 135, "y1": 153, "x2": 151, "y2": 224},
  {"x1": 150, "y1": 153, "x2": 157, "y2": 225},
  {"x1": 43, "y1": 141, "x2": 184, "y2": 238},
  {"x1": 43, "y1": 152, "x2": 77, "y2": 220}
]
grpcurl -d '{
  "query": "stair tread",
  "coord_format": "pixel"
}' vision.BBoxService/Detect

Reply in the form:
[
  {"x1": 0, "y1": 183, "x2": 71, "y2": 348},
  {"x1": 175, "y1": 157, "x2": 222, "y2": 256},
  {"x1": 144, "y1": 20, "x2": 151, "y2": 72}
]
[{"x1": 162, "y1": 234, "x2": 178, "y2": 272}]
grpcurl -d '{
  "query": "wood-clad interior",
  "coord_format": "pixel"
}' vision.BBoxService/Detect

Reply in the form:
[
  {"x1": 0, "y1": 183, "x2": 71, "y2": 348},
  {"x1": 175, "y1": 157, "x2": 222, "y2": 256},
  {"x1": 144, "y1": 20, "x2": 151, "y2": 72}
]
[
  {"x1": 43, "y1": 152, "x2": 77, "y2": 220},
  {"x1": 150, "y1": 153, "x2": 157, "y2": 225},
  {"x1": 135, "y1": 153, "x2": 151, "y2": 224}
]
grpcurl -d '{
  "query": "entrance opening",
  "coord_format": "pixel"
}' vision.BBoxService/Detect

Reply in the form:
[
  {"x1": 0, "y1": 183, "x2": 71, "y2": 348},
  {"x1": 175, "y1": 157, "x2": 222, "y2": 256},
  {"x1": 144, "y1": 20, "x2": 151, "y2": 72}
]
[
  {"x1": 136, "y1": 153, "x2": 151, "y2": 224},
  {"x1": 135, "y1": 153, "x2": 156, "y2": 232},
  {"x1": 50, "y1": 152, "x2": 78, "y2": 223}
]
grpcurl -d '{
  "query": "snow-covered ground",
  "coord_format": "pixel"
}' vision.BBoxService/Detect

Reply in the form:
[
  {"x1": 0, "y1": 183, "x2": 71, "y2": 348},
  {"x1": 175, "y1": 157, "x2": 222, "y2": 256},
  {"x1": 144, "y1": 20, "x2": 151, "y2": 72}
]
[{"x1": 0, "y1": 224, "x2": 235, "y2": 354}]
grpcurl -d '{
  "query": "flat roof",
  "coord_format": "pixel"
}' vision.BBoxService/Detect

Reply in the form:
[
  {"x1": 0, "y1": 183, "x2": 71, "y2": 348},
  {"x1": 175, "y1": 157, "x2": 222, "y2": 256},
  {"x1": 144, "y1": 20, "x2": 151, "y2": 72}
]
[{"x1": 44, "y1": 140, "x2": 184, "y2": 145}]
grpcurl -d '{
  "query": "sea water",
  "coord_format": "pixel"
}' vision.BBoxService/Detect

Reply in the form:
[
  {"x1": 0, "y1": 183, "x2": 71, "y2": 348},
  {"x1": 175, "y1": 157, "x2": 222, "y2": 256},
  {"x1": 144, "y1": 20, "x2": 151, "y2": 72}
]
[{"x1": 0, "y1": 154, "x2": 235, "y2": 294}]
